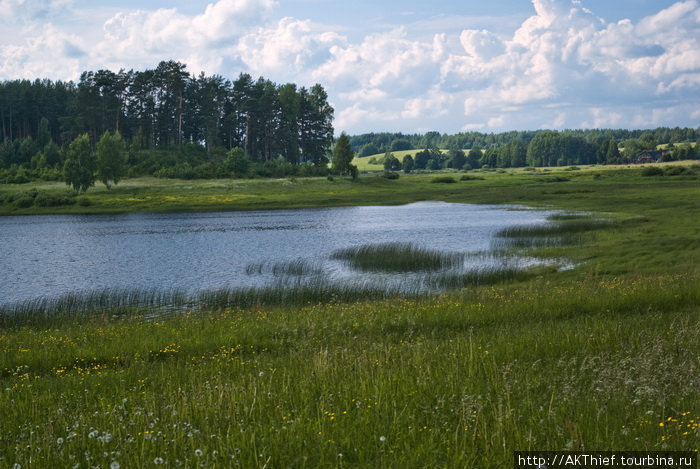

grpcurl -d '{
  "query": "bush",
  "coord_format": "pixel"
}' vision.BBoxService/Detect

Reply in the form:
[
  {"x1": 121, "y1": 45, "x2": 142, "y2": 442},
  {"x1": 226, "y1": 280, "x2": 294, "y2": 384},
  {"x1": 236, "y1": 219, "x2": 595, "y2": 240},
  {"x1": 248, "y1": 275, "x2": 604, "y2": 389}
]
[
  {"x1": 34, "y1": 191, "x2": 76, "y2": 207},
  {"x1": 13, "y1": 195, "x2": 35, "y2": 208},
  {"x1": 460, "y1": 175, "x2": 485, "y2": 181},
  {"x1": 663, "y1": 166, "x2": 693, "y2": 176},
  {"x1": 641, "y1": 166, "x2": 664, "y2": 177},
  {"x1": 431, "y1": 176, "x2": 456, "y2": 183},
  {"x1": 77, "y1": 197, "x2": 92, "y2": 207},
  {"x1": 382, "y1": 172, "x2": 399, "y2": 180}
]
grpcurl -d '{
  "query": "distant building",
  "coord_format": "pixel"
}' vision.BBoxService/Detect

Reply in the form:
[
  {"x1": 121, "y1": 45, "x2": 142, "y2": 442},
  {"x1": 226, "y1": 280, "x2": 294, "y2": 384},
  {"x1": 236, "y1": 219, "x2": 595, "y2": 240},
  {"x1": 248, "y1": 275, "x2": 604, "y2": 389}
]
[{"x1": 632, "y1": 150, "x2": 661, "y2": 164}]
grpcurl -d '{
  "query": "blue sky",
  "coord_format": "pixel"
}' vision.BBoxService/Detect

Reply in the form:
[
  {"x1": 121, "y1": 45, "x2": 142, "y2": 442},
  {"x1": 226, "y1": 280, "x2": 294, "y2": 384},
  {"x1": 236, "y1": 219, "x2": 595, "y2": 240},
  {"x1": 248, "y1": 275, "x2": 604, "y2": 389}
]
[{"x1": 1, "y1": 0, "x2": 698, "y2": 134}]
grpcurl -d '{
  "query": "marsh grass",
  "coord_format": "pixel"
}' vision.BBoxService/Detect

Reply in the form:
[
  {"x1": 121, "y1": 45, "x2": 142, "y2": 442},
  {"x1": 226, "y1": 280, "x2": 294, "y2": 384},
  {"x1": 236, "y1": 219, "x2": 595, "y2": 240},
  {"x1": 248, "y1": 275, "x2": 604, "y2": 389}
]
[
  {"x1": 331, "y1": 242, "x2": 464, "y2": 273},
  {"x1": 0, "y1": 288, "x2": 191, "y2": 327},
  {"x1": 425, "y1": 265, "x2": 538, "y2": 289},
  {"x1": 0, "y1": 281, "x2": 427, "y2": 328},
  {"x1": 245, "y1": 258, "x2": 325, "y2": 276},
  {"x1": 496, "y1": 217, "x2": 615, "y2": 238}
]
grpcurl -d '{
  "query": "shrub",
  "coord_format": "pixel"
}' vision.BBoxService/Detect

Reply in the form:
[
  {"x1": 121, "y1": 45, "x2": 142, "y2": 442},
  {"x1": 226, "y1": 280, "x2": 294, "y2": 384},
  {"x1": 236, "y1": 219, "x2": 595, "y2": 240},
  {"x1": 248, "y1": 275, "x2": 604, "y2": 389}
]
[
  {"x1": 77, "y1": 197, "x2": 92, "y2": 207},
  {"x1": 663, "y1": 166, "x2": 691, "y2": 176},
  {"x1": 431, "y1": 176, "x2": 456, "y2": 183},
  {"x1": 641, "y1": 166, "x2": 664, "y2": 176},
  {"x1": 13, "y1": 196, "x2": 35, "y2": 208},
  {"x1": 34, "y1": 191, "x2": 76, "y2": 207},
  {"x1": 382, "y1": 172, "x2": 399, "y2": 180},
  {"x1": 460, "y1": 175, "x2": 485, "y2": 181}
]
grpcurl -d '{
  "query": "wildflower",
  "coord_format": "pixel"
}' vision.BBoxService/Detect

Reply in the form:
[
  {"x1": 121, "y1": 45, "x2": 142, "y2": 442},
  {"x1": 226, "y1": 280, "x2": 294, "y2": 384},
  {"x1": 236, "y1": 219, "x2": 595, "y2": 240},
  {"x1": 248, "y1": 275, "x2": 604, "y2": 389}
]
[
  {"x1": 379, "y1": 435, "x2": 387, "y2": 442},
  {"x1": 56, "y1": 438, "x2": 64, "y2": 445},
  {"x1": 195, "y1": 449, "x2": 203, "y2": 457},
  {"x1": 154, "y1": 457, "x2": 164, "y2": 465},
  {"x1": 110, "y1": 462, "x2": 121, "y2": 469},
  {"x1": 88, "y1": 430, "x2": 98, "y2": 438}
]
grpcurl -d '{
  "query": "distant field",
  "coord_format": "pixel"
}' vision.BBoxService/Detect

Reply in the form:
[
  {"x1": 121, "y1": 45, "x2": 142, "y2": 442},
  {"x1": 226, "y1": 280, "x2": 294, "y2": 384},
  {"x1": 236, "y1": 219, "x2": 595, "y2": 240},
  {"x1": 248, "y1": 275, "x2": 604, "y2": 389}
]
[{"x1": 353, "y1": 149, "x2": 452, "y2": 171}]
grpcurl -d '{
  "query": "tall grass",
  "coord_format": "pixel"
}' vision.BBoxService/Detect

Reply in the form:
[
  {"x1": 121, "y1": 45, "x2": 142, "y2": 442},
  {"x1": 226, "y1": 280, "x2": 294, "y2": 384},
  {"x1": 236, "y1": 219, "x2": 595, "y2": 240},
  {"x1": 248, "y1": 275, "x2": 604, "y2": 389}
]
[
  {"x1": 0, "y1": 288, "x2": 191, "y2": 327},
  {"x1": 496, "y1": 217, "x2": 615, "y2": 238},
  {"x1": 0, "y1": 281, "x2": 428, "y2": 328},
  {"x1": 245, "y1": 258, "x2": 325, "y2": 276},
  {"x1": 331, "y1": 242, "x2": 464, "y2": 272}
]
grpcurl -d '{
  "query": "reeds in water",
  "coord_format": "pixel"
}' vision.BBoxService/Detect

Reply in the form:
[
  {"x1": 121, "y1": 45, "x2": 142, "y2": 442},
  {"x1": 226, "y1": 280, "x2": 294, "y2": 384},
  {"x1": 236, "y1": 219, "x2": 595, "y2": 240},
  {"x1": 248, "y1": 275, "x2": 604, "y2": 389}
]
[
  {"x1": 245, "y1": 259, "x2": 325, "y2": 276},
  {"x1": 0, "y1": 288, "x2": 190, "y2": 327},
  {"x1": 331, "y1": 242, "x2": 464, "y2": 273},
  {"x1": 496, "y1": 218, "x2": 614, "y2": 238}
]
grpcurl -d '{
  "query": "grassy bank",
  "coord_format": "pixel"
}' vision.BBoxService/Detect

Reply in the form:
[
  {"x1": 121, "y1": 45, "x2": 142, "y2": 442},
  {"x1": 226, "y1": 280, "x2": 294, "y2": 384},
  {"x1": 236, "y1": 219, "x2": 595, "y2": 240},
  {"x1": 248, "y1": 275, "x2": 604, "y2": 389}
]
[
  {"x1": 1, "y1": 163, "x2": 699, "y2": 467},
  {"x1": 1, "y1": 276, "x2": 699, "y2": 468},
  {"x1": 0, "y1": 162, "x2": 696, "y2": 217}
]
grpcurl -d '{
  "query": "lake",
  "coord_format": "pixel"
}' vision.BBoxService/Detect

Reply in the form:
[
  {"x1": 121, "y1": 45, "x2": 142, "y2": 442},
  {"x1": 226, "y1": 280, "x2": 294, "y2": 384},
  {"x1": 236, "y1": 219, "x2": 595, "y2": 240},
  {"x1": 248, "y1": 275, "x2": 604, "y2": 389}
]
[{"x1": 0, "y1": 202, "x2": 559, "y2": 305}]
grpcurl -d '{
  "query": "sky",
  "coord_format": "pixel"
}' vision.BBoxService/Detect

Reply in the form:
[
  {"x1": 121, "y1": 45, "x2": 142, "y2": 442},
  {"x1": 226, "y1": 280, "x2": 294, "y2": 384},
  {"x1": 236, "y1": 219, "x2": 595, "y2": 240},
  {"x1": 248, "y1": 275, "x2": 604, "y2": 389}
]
[{"x1": 0, "y1": 0, "x2": 699, "y2": 135}]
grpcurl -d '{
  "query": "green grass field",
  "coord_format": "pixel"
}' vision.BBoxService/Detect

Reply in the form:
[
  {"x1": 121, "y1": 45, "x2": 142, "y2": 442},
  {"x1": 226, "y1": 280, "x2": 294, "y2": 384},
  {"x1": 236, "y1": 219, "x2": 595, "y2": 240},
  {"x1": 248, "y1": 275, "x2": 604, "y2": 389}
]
[
  {"x1": 1, "y1": 162, "x2": 699, "y2": 467},
  {"x1": 353, "y1": 149, "x2": 451, "y2": 171}
]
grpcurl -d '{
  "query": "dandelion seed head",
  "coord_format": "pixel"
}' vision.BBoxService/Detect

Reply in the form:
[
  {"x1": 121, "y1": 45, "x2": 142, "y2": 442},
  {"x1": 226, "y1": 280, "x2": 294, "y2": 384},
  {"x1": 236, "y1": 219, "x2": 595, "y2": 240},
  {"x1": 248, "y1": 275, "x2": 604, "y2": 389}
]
[
  {"x1": 110, "y1": 462, "x2": 121, "y2": 469},
  {"x1": 154, "y1": 456, "x2": 164, "y2": 465},
  {"x1": 195, "y1": 449, "x2": 203, "y2": 457},
  {"x1": 379, "y1": 435, "x2": 387, "y2": 442}
]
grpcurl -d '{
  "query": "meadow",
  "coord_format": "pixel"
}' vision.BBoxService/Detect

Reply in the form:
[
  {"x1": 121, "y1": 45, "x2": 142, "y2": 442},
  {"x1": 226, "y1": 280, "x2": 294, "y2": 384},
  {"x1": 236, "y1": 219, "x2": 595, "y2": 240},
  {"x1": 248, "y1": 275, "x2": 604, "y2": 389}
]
[{"x1": 1, "y1": 162, "x2": 699, "y2": 467}]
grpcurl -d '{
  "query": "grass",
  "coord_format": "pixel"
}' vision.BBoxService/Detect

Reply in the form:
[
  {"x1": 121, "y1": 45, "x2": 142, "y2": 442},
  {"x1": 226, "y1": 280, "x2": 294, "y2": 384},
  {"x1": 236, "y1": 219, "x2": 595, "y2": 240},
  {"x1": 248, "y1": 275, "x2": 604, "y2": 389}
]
[
  {"x1": 1, "y1": 275, "x2": 699, "y2": 467},
  {"x1": 1, "y1": 162, "x2": 700, "y2": 466}
]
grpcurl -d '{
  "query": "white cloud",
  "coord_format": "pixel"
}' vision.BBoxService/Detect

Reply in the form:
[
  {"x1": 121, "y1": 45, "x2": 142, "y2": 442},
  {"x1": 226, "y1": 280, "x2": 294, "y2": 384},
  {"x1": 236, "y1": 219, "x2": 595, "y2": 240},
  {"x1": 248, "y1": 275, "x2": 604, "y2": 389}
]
[
  {"x1": 460, "y1": 29, "x2": 504, "y2": 59},
  {"x1": 0, "y1": 0, "x2": 698, "y2": 133},
  {"x1": 0, "y1": 24, "x2": 84, "y2": 79},
  {"x1": 488, "y1": 115, "x2": 507, "y2": 128},
  {"x1": 0, "y1": 0, "x2": 74, "y2": 21},
  {"x1": 237, "y1": 17, "x2": 344, "y2": 79}
]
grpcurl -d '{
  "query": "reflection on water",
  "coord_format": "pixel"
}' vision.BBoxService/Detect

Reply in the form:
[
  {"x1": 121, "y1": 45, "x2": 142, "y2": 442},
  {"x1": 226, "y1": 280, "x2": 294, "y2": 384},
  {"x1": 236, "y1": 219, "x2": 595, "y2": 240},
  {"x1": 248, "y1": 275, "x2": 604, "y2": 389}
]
[{"x1": 0, "y1": 202, "x2": 559, "y2": 304}]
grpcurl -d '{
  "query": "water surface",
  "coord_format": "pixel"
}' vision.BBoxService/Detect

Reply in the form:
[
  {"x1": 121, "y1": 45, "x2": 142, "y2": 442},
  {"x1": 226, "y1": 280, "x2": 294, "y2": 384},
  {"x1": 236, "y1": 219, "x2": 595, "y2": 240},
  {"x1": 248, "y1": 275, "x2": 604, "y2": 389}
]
[{"x1": 0, "y1": 202, "x2": 556, "y2": 304}]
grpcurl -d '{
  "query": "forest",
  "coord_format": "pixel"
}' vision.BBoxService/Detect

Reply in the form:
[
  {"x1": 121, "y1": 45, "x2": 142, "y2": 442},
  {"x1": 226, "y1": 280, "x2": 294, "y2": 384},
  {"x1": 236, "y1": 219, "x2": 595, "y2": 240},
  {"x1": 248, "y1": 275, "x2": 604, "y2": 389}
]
[
  {"x1": 0, "y1": 61, "x2": 334, "y2": 183},
  {"x1": 0, "y1": 61, "x2": 699, "y2": 186}
]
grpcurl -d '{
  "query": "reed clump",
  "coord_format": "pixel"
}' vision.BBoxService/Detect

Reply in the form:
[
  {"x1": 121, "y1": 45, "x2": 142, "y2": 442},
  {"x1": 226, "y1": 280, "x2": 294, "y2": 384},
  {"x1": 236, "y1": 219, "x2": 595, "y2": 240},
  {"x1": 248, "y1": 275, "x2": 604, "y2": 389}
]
[{"x1": 331, "y1": 242, "x2": 464, "y2": 273}]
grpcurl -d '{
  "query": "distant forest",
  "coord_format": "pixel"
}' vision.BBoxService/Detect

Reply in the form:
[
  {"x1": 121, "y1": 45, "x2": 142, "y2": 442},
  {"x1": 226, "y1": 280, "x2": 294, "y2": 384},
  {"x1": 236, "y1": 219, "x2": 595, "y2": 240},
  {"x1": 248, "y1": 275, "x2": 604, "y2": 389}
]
[
  {"x1": 350, "y1": 127, "x2": 700, "y2": 170},
  {"x1": 0, "y1": 60, "x2": 699, "y2": 185}
]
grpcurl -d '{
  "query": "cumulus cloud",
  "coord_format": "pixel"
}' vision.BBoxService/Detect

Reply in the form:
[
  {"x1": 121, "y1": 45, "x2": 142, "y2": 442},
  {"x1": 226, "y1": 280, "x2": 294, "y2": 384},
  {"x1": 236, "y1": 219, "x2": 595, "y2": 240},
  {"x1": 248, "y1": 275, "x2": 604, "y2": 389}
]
[
  {"x1": 319, "y1": 0, "x2": 700, "y2": 132},
  {"x1": 0, "y1": 24, "x2": 84, "y2": 79},
  {"x1": 237, "y1": 17, "x2": 345, "y2": 78},
  {"x1": 0, "y1": 0, "x2": 698, "y2": 133}
]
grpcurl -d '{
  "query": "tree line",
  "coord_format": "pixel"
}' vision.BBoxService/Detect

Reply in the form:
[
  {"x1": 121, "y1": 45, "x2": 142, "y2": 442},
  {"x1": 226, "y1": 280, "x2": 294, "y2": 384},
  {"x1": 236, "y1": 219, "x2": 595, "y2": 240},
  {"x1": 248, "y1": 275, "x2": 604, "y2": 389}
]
[
  {"x1": 357, "y1": 128, "x2": 700, "y2": 171},
  {"x1": 0, "y1": 61, "x2": 334, "y2": 184}
]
